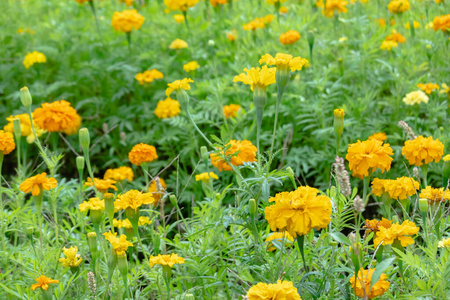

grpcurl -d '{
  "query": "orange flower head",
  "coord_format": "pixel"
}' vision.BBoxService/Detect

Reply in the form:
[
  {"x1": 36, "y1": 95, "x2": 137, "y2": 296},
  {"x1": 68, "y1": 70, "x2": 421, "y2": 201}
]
[
  {"x1": 373, "y1": 220, "x2": 419, "y2": 247},
  {"x1": 419, "y1": 186, "x2": 450, "y2": 204},
  {"x1": 111, "y1": 9, "x2": 144, "y2": 33},
  {"x1": 402, "y1": 135, "x2": 444, "y2": 166},
  {"x1": 0, "y1": 130, "x2": 15, "y2": 155},
  {"x1": 149, "y1": 177, "x2": 167, "y2": 202},
  {"x1": 128, "y1": 143, "x2": 158, "y2": 166},
  {"x1": 417, "y1": 83, "x2": 440, "y2": 94},
  {"x1": 350, "y1": 269, "x2": 390, "y2": 299},
  {"x1": 346, "y1": 139, "x2": 393, "y2": 178},
  {"x1": 33, "y1": 100, "x2": 81, "y2": 133},
  {"x1": 279, "y1": 30, "x2": 301, "y2": 45},
  {"x1": 223, "y1": 104, "x2": 241, "y2": 119},
  {"x1": 363, "y1": 218, "x2": 393, "y2": 234},
  {"x1": 104, "y1": 166, "x2": 134, "y2": 182},
  {"x1": 20, "y1": 172, "x2": 57, "y2": 196},
  {"x1": 84, "y1": 177, "x2": 118, "y2": 193},
  {"x1": 210, "y1": 140, "x2": 257, "y2": 171},
  {"x1": 114, "y1": 189, "x2": 156, "y2": 212},
  {"x1": 30, "y1": 275, "x2": 59, "y2": 291}
]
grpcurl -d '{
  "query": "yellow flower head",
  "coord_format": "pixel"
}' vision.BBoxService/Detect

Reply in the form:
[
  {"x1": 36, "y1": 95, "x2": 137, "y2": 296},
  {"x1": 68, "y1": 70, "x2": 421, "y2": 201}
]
[
  {"x1": 333, "y1": 109, "x2": 345, "y2": 118},
  {"x1": 440, "y1": 83, "x2": 450, "y2": 94},
  {"x1": 438, "y1": 237, "x2": 450, "y2": 248},
  {"x1": 84, "y1": 177, "x2": 118, "y2": 193},
  {"x1": 259, "y1": 53, "x2": 309, "y2": 72},
  {"x1": 402, "y1": 90, "x2": 429, "y2": 105},
  {"x1": 368, "y1": 132, "x2": 387, "y2": 142},
  {"x1": 183, "y1": 61, "x2": 200, "y2": 72},
  {"x1": 128, "y1": 143, "x2": 158, "y2": 166},
  {"x1": 165, "y1": 78, "x2": 194, "y2": 96},
  {"x1": 264, "y1": 231, "x2": 294, "y2": 252},
  {"x1": 154, "y1": 98, "x2": 181, "y2": 119},
  {"x1": 103, "y1": 231, "x2": 133, "y2": 256},
  {"x1": 417, "y1": 83, "x2": 440, "y2": 95},
  {"x1": 279, "y1": 6, "x2": 288, "y2": 13},
  {"x1": 23, "y1": 51, "x2": 46, "y2": 69},
  {"x1": 20, "y1": 172, "x2": 57, "y2": 196},
  {"x1": 30, "y1": 275, "x2": 59, "y2": 291},
  {"x1": 363, "y1": 218, "x2": 392, "y2": 234},
  {"x1": 149, "y1": 253, "x2": 185, "y2": 267},
  {"x1": 223, "y1": 104, "x2": 241, "y2": 119},
  {"x1": 104, "y1": 166, "x2": 134, "y2": 182},
  {"x1": 432, "y1": 14, "x2": 450, "y2": 32},
  {"x1": 33, "y1": 100, "x2": 81, "y2": 134},
  {"x1": 233, "y1": 66, "x2": 276, "y2": 91},
  {"x1": 246, "y1": 280, "x2": 302, "y2": 300},
  {"x1": 79, "y1": 197, "x2": 105, "y2": 212},
  {"x1": 279, "y1": 30, "x2": 301, "y2": 45},
  {"x1": 210, "y1": 0, "x2": 228, "y2": 6},
  {"x1": 135, "y1": 69, "x2": 164, "y2": 85},
  {"x1": 380, "y1": 40, "x2": 398, "y2": 51},
  {"x1": 4, "y1": 114, "x2": 46, "y2": 143},
  {"x1": 195, "y1": 172, "x2": 218, "y2": 182},
  {"x1": 0, "y1": 130, "x2": 15, "y2": 155},
  {"x1": 264, "y1": 186, "x2": 332, "y2": 237},
  {"x1": 149, "y1": 177, "x2": 167, "y2": 203},
  {"x1": 113, "y1": 216, "x2": 152, "y2": 229},
  {"x1": 385, "y1": 31, "x2": 406, "y2": 43},
  {"x1": 169, "y1": 38, "x2": 188, "y2": 49},
  {"x1": 174, "y1": 14, "x2": 185, "y2": 23},
  {"x1": 402, "y1": 136, "x2": 444, "y2": 166},
  {"x1": 243, "y1": 19, "x2": 265, "y2": 31},
  {"x1": 59, "y1": 246, "x2": 83, "y2": 268},
  {"x1": 388, "y1": 0, "x2": 410, "y2": 14},
  {"x1": 316, "y1": 0, "x2": 348, "y2": 18},
  {"x1": 266, "y1": 0, "x2": 287, "y2": 4},
  {"x1": 164, "y1": 0, "x2": 199, "y2": 11},
  {"x1": 210, "y1": 140, "x2": 257, "y2": 172},
  {"x1": 419, "y1": 186, "x2": 450, "y2": 204},
  {"x1": 346, "y1": 139, "x2": 393, "y2": 179},
  {"x1": 371, "y1": 177, "x2": 419, "y2": 200},
  {"x1": 350, "y1": 269, "x2": 390, "y2": 299},
  {"x1": 111, "y1": 9, "x2": 144, "y2": 33},
  {"x1": 114, "y1": 189, "x2": 156, "y2": 212},
  {"x1": 373, "y1": 220, "x2": 419, "y2": 247},
  {"x1": 376, "y1": 19, "x2": 386, "y2": 27}
]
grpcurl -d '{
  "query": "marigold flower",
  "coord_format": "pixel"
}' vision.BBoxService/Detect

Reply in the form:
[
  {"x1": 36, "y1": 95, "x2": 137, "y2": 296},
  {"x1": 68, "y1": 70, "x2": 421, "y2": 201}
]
[
  {"x1": 113, "y1": 216, "x2": 152, "y2": 229},
  {"x1": 79, "y1": 197, "x2": 105, "y2": 212},
  {"x1": 279, "y1": 30, "x2": 301, "y2": 45},
  {"x1": 440, "y1": 83, "x2": 450, "y2": 94},
  {"x1": 233, "y1": 66, "x2": 276, "y2": 91},
  {"x1": 173, "y1": 14, "x2": 185, "y2": 23},
  {"x1": 387, "y1": 0, "x2": 410, "y2": 14},
  {"x1": 417, "y1": 83, "x2": 440, "y2": 94},
  {"x1": 114, "y1": 189, "x2": 156, "y2": 212},
  {"x1": 4, "y1": 114, "x2": 46, "y2": 143},
  {"x1": 243, "y1": 19, "x2": 265, "y2": 31},
  {"x1": 23, "y1": 51, "x2": 46, "y2": 69},
  {"x1": 402, "y1": 90, "x2": 429, "y2": 105},
  {"x1": 154, "y1": 98, "x2": 181, "y2": 119},
  {"x1": 74, "y1": 0, "x2": 91, "y2": 4},
  {"x1": 259, "y1": 53, "x2": 309, "y2": 72},
  {"x1": 33, "y1": 100, "x2": 81, "y2": 133},
  {"x1": 85, "y1": 178, "x2": 118, "y2": 193},
  {"x1": 438, "y1": 237, "x2": 450, "y2": 248},
  {"x1": 183, "y1": 61, "x2": 200, "y2": 72},
  {"x1": 265, "y1": 232, "x2": 294, "y2": 252},
  {"x1": 30, "y1": 275, "x2": 59, "y2": 291},
  {"x1": 402, "y1": 136, "x2": 444, "y2": 166},
  {"x1": 164, "y1": 0, "x2": 199, "y2": 11},
  {"x1": 223, "y1": 104, "x2": 241, "y2": 119},
  {"x1": 419, "y1": 186, "x2": 450, "y2": 203},
  {"x1": 135, "y1": 69, "x2": 164, "y2": 85},
  {"x1": 210, "y1": 140, "x2": 257, "y2": 171},
  {"x1": 264, "y1": 186, "x2": 331, "y2": 237},
  {"x1": 120, "y1": 0, "x2": 134, "y2": 6},
  {"x1": 128, "y1": 143, "x2": 158, "y2": 166},
  {"x1": 385, "y1": 31, "x2": 406, "y2": 43},
  {"x1": 195, "y1": 172, "x2": 218, "y2": 182},
  {"x1": 149, "y1": 253, "x2": 185, "y2": 267},
  {"x1": 371, "y1": 177, "x2": 419, "y2": 200},
  {"x1": 364, "y1": 218, "x2": 392, "y2": 234},
  {"x1": 59, "y1": 246, "x2": 83, "y2": 268},
  {"x1": 103, "y1": 231, "x2": 133, "y2": 256},
  {"x1": 20, "y1": 173, "x2": 57, "y2": 196},
  {"x1": 266, "y1": 0, "x2": 287, "y2": 4},
  {"x1": 165, "y1": 78, "x2": 194, "y2": 96},
  {"x1": 376, "y1": 19, "x2": 386, "y2": 27},
  {"x1": 149, "y1": 177, "x2": 167, "y2": 202},
  {"x1": 405, "y1": 21, "x2": 420, "y2": 29},
  {"x1": 104, "y1": 166, "x2": 134, "y2": 182},
  {"x1": 111, "y1": 9, "x2": 144, "y2": 33},
  {"x1": 374, "y1": 220, "x2": 419, "y2": 247},
  {"x1": 368, "y1": 132, "x2": 387, "y2": 142},
  {"x1": 227, "y1": 30, "x2": 237, "y2": 41},
  {"x1": 350, "y1": 268, "x2": 390, "y2": 299},
  {"x1": 380, "y1": 40, "x2": 398, "y2": 51},
  {"x1": 279, "y1": 6, "x2": 288, "y2": 13},
  {"x1": 0, "y1": 130, "x2": 15, "y2": 155},
  {"x1": 316, "y1": 0, "x2": 348, "y2": 18},
  {"x1": 210, "y1": 0, "x2": 228, "y2": 6},
  {"x1": 169, "y1": 38, "x2": 188, "y2": 49},
  {"x1": 432, "y1": 15, "x2": 450, "y2": 32},
  {"x1": 246, "y1": 280, "x2": 301, "y2": 300},
  {"x1": 346, "y1": 139, "x2": 393, "y2": 179}
]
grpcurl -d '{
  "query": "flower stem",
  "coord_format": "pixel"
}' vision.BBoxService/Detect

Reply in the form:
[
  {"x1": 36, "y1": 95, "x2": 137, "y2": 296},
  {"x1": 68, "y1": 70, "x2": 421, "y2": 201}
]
[
  {"x1": 296, "y1": 235, "x2": 308, "y2": 271},
  {"x1": 270, "y1": 89, "x2": 284, "y2": 156}
]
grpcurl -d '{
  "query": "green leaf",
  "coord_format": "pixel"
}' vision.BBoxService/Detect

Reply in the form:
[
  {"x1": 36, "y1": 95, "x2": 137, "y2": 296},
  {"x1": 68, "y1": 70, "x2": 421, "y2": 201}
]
[
  {"x1": 369, "y1": 257, "x2": 396, "y2": 290},
  {"x1": 329, "y1": 232, "x2": 351, "y2": 246}
]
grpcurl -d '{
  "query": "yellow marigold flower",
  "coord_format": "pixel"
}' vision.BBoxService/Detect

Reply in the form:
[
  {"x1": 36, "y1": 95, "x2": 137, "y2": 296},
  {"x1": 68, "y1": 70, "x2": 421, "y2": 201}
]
[
  {"x1": 405, "y1": 21, "x2": 420, "y2": 29},
  {"x1": 104, "y1": 166, "x2": 134, "y2": 182},
  {"x1": 364, "y1": 218, "x2": 392, "y2": 234},
  {"x1": 149, "y1": 253, "x2": 185, "y2": 267},
  {"x1": 233, "y1": 66, "x2": 276, "y2": 91},
  {"x1": 169, "y1": 38, "x2": 188, "y2": 49},
  {"x1": 30, "y1": 275, "x2": 59, "y2": 291},
  {"x1": 23, "y1": 51, "x2": 46, "y2": 69},
  {"x1": 432, "y1": 15, "x2": 450, "y2": 32},
  {"x1": 259, "y1": 53, "x2": 309, "y2": 72},
  {"x1": 243, "y1": 19, "x2": 265, "y2": 31},
  {"x1": 223, "y1": 104, "x2": 241, "y2": 119},
  {"x1": 183, "y1": 61, "x2": 200, "y2": 72},
  {"x1": 128, "y1": 143, "x2": 158, "y2": 166},
  {"x1": 174, "y1": 14, "x2": 185, "y2": 23},
  {"x1": 265, "y1": 231, "x2": 294, "y2": 252},
  {"x1": 4, "y1": 113, "x2": 36, "y2": 137},
  {"x1": 368, "y1": 132, "x2": 387, "y2": 142},
  {"x1": 333, "y1": 109, "x2": 344, "y2": 118},
  {"x1": 33, "y1": 100, "x2": 81, "y2": 133},
  {"x1": 113, "y1": 216, "x2": 152, "y2": 229},
  {"x1": 376, "y1": 19, "x2": 386, "y2": 27},
  {"x1": 444, "y1": 154, "x2": 450, "y2": 161},
  {"x1": 119, "y1": 0, "x2": 134, "y2": 6},
  {"x1": 371, "y1": 177, "x2": 419, "y2": 200},
  {"x1": 279, "y1": 6, "x2": 288, "y2": 13},
  {"x1": 438, "y1": 237, "x2": 450, "y2": 248},
  {"x1": 210, "y1": 0, "x2": 228, "y2": 6},
  {"x1": 264, "y1": 186, "x2": 332, "y2": 237},
  {"x1": 266, "y1": 0, "x2": 287, "y2": 4},
  {"x1": 380, "y1": 40, "x2": 398, "y2": 51},
  {"x1": 373, "y1": 220, "x2": 419, "y2": 247},
  {"x1": 227, "y1": 30, "x2": 237, "y2": 41},
  {"x1": 346, "y1": 139, "x2": 393, "y2": 179},
  {"x1": 387, "y1": 0, "x2": 410, "y2": 14},
  {"x1": 166, "y1": 78, "x2": 194, "y2": 96},
  {"x1": 59, "y1": 246, "x2": 83, "y2": 268},
  {"x1": 419, "y1": 186, "x2": 450, "y2": 203},
  {"x1": 440, "y1": 83, "x2": 450, "y2": 94},
  {"x1": 385, "y1": 31, "x2": 405, "y2": 43},
  {"x1": 279, "y1": 30, "x2": 301, "y2": 45},
  {"x1": 210, "y1": 140, "x2": 257, "y2": 171},
  {"x1": 103, "y1": 231, "x2": 133, "y2": 256},
  {"x1": 79, "y1": 197, "x2": 105, "y2": 212},
  {"x1": 111, "y1": 9, "x2": 144, "y2": 33},
  {"x1": 402, "y1": 136, "x2": 444, "y2": 166},
  {"x1": 114, "y1": 189, "x2": 156, "y2": 212},
  {"x1": 417, "y1": 83, "x2": 440, "y2": 95},
  {"x1": 149, "y1": 177, "x2": 167, "y2": 202},
  {"x1": 20, "y1": 172, "x2": 57, "y2": 196},
  {"x1": 246, "y1": 280, "x2": 302, "y2": 300},
  {"x1": 164, "y1": 0, "x2": 199, "y2": 11},
  {"x1": 402, "y1": 90, "x2": 429, "y2": 105},
  {"x1": 350, "y1": 269, "x2": 390, "y2": 299},
  {"x1": 264, "y1": 15, "x2": 274, "y2": 24},
  {"x1": 154, "y1": 98, "x2": 181, "y2": 119},
  {"x1": 85, "y1": 177, "x2": 118, "y2": 193},
  {"x1": 195, "y1": 172, "x2": 218, "y2": 182},
  {"x1": 135, "y1": 69, "x2": 164, "y2": 85},
  {"x1": 316, "y1": 0, "x2": 348, "y2": 18},
  {"x1": 0, "y1": 130, "x2": 15, "y2": 155}
]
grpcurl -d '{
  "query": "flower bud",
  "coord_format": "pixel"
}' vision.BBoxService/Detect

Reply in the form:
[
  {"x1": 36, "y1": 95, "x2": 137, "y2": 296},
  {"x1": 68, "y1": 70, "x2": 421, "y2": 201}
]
[
  {"x1": 200, "y1": 146, "x2": 208, "y2": 159},
  {"x1": 333, "y1": 109, "x2": 345, "y2": 136},
  {"x1": 117, "y1": 253, "x2": 128, "y2": 278},
  {"x1": 419, "y1": 198, "x2": 428, "y2": 213},
  {"x1": 87, "y1": 232, "x2": 98, "y2": 255},
  {"x1": 76, "y1": 156, "x2": 85, "y2": 171},
  {"x1": 20, "y1": 86, "x2": 32, "y2": 108},
  {"x1": 286, "y1": 167, "x2": 294, "y2": 177},
  {"x1": 79, "y1": 128, "x2": 90, "y2": 154},
  {"x1": 90, "y1": 209, "x2": 103, "y2": 225},
  {"x1": 26, "y1": 226, "x2": 35, "y2": 236},
  {"x1": 102, "y1": 123, "x2": 109, "y2": 134},
  {"x1": 248, "y1": 199, "x2": 257, "y2": 219},
  {"x1": 170, "y1": 194, "x2": 178, "y2": 207},
  {"x1": 13, "y1": 118, "x2": 22, "y2": 141},
  {"x1": 103, "y1": 193, "x2": 115, "y2": 222},
  {"x1": 185, "y1": 294, "x2": 195, "y2": 300},
  {"x1": 176, "y1": 89, "x2": 190, "y2": 112},
  {"x1": 307, "y1": 30, "x2": 315, "y2": 47}
]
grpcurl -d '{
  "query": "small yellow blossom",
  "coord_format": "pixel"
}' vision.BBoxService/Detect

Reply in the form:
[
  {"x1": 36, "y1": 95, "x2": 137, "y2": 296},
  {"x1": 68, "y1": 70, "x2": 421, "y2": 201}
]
[
  {"x1": 169, "y1": 38, "x2": 188, "y2": 49},
  {"x1": 183, "y1": 61, "x2": 200, "y2": 72},
  {"x1": 195, "y1": 172, "x2": 219, "y2": 182},
  {"x1": 59, "y1": 246, "x2": 83, "y2": 268}
]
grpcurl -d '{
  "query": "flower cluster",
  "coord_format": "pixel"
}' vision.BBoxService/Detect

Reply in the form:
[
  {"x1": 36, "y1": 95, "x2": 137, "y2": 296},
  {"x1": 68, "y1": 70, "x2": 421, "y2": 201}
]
[
  {"x1": 154, "y1": 98, "x2": 181, "y2": 119},
  {"x1": 402, "y1": 136, "x2": 444, "y2": 166},
  {"x1": 135, "y1": 69, "x2": 164, "y2": 85},
  {"x1": 210, "y1": 140, "x2": 257, "y2": 171},
  {"x1": 23, "y1": 51, "x2": 46, "y2": 69},
  {"x1": 111, "y1": 9, "x2": 145, "y2": 33},
  {"x1": 346, "y1": 139, "x2": 393, "y2": 178},
  {"x1": 371, "y1": 177, "x2": 420, "y2": 200}
]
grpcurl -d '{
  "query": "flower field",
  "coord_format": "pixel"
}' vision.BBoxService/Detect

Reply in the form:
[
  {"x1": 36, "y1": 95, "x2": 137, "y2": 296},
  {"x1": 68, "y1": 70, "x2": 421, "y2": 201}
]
[{"x1": 1, "y1": 0, "x2": 450, "y2": 299}]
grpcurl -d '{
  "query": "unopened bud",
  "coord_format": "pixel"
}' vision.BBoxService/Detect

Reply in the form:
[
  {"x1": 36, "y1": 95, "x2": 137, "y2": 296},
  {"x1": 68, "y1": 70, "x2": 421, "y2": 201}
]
[
  {"x1": 185, "y1": 294, "x2": 195, "y2": 300},
  {"x1": 307, "y1": 31, "x2": 315, "y2": 46},
  {"x1": 419, "y1": 198, "x2": 428, "y2": 213},
  {"x1": 170, "y1": 195, "x2": 178, "y2": 207},
  {"x1": 87, "y1": 232, "x2": 98, "y2": 255},
  {"x1": 200, "y1": 146, "x2": 208, "y2": 159},
  {"x1": 333, "y1": 109, "x2": 345, "y2": 136},
  {"x1": 348, "y1": 232, "x2": 356, "y2": 244},
  {"x1": 248, "y1": 199, "x2": 257, "y2": 219},
  {"x1": 26, "y1": 226, "x2": 34, "y2": 235},
  {"x1": 76, "y1": 156, "x2": 85, "y2": 171},
  {"x1": 103, "y1": 193, "x2": 115, "y2": 220},
  {"x1": 90, "y1": 209, "x2": 103, "y2": 225},
  {"x1": 20, "y1": 86, "x2": 32, "y2": 108},
  {"x1": 413, "y1": 167, "x2": 420, "y2": 179},
  {"x1": 79, "y1": 128, "x2": 90, "y2": 154},
  {"x1": 286, "y1": 167, "x2": 294, "y2": 177},
  {"x1": 117, "y1": 253, "x2": 128, "y2": 278}
]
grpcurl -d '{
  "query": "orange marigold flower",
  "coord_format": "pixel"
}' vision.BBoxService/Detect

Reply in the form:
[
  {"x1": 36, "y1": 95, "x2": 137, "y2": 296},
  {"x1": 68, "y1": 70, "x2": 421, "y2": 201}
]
[
  {"x1": 103, "y1": 231, "x2": 133, "y2": 256},
  {"x1": 114, "y1": 189, "x2": 156, "y2": 212},
  {"x1": 346, "y1": 139, "x2": 393, "y2": 179},
  {"x1": 233, "y1": 66, "x2": 276, "y2": 91},
  {"x1": 85, "y1": 177, "x2": 118, "y2": 193},
  {"x1": 246, "y1": 280, "x2": 302, "y2": 300},
  {"x1": 264, "y1": 186, "x2": 332, "y2": 237},
  {"x1": 223, "y1": 104, "x2": 241, "y2": 119},
  {"x1": 149, "y1": 253, "x2": 185, "y2": 267},
  {"x1": 376, "y1": 19, "x2": 386, "y2": 27},
  {"x1": 149, "y1": 177, "x2": 167, "y2": 202},
  {"x1": 279, "y1": 6, "x2": 288, "y2": 14},
  {"x1": 227, "y1": 30, "x2": 237, "y2": 41},
  {"x1": 111, "y1": 9, "x2": 144, "y2": 33},
  {"x1": 20, "y1": 172, "x2": 57, "y2": 196},
  {"x1": 30, "y1": 275, "x2": 59, "y2": 291},
  {"x1": 371, "y1": 177, "x2": 419, "y2": 200},
  {"x1": 33, "y1": 100, "x2": 81, "y2": 133},
  {"x1": 419, "y1": 186, "x2": 450, "y2": 203},
  {"x1": 417, "y1": 83, "x2": 440, "y2": 94},
  {"x1": 373, "y1": 220, "x2": 419, "y2": 247},
  {"x1": 164, "y1": 0, "x2": 199, "y2": 11},
  {"x1": 128, "y1": 143, "x2": 158, "y2": 166},
  {"x1": 165, "y1": 78, "x2": 194, "y2": 96},
  {"x1": 210, "y1": 140, "x2": 257, "y2": 171},
  {"x1": 432, "y1": 14, "x2": 450, "y2": 32},
  {"x1": 402, "y1": 136, "x2": 444, "y2": 166},
  {"x1": 279, "y1": 30, "x2": 301, "y2": 45},
  {"x1": 154, "y1": 98, "x2": 181, "y2": 119},
  {"x1": 316, "y1": 0, "x2": 348, "y2": 18},
  {"x1": 387, "y1": 0, "x2": 410, "y2": 14},
  {"x1": 350, "y1": 269, "x2": 390, "y2": 299},
  {"x1": 0, "y1": 130, "x2": 15, "y2": 155},
  {"x1": 385, "y1": 31, "x2": 406, "y2": 43},
  {"x1": 104, "y1": 166, "x2": 134, "y2": 181},
  {"x1": 364, "y1": 218, "x2": 393, "y2": 234},
  {"x1": 79, "y1": 197, "x2": 105, "y2": 212},
  {"x1": 265, "y1": 231, "x2": 294, "y2": 252},
  {"x1": 368, "y1": 132, "x2": 387, "y2": 142},
  {"x1": 210, "y1": 0, "x2": 228, "y2": 6},
  {"x1": 135, "y1": 69, "x2": 164, "y2": 85}
]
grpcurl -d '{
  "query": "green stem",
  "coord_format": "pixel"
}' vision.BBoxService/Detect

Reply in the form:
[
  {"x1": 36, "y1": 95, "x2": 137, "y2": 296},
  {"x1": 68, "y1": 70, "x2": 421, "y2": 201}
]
[
  {"x1": 296, "y1": 235, "x2": 308, "y2": 271},
  {"x1": 270, "y1": 89, "x2": 284, "y2": 156},
  {"x1": 421, "y1": 164, "x2": 428, "y2": 188},
  {"x1": 186, "y1": 110, "x2": 212, "y2": 146},
  {"x1": 0, "y1": 153, "x2": 5, "y2": 251},
  {"x1": 141, "y1": 163, "x2": 150, "y2": 191}
]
